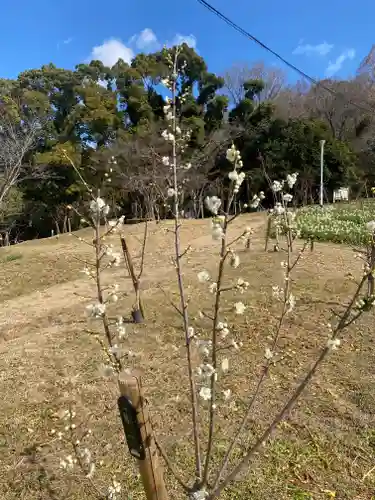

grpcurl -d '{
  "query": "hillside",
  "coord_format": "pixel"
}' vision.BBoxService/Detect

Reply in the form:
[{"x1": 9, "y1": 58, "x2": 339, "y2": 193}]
[{"x1": 0, "y1": 214, "x2": 374, "y2": 500}]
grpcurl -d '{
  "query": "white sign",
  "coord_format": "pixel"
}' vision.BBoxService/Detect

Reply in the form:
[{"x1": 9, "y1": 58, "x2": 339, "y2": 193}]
[{"x1": 333, "y1": 187, "x2": 349, "y2": 202}]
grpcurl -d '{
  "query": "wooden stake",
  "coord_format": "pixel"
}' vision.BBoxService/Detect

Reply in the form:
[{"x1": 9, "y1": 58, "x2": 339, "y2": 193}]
[
  {"x1": 118, "y1": 372, "x2": 168, "y2": 500},
  {"x1": 264, "y1": 216, "x2": 272, "y2": 252},
  {"x1": 120, "y1": 236, "x2": 145, "y2": 321}
]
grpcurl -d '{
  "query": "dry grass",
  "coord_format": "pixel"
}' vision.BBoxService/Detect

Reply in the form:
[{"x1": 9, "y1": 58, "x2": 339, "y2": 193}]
[{"x1": 0, "y1": 214, "x2": 374, "y2": 500}]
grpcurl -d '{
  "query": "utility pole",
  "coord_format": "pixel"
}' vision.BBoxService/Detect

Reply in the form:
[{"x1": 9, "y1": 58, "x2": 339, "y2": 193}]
[{"x1": 319, "y1": 140, "x2": 326, "y2": 207}]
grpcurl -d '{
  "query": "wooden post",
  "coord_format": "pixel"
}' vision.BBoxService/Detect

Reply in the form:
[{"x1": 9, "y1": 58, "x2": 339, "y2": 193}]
[
  {"x1": 120, "y1": 236, "x2": 145, "y2": 322},
  {"x1": 264, "y1": 216, "x2": 272, "y2": 252},
  {"x1": 118, "y1": 372, "x2": 168, "y2": 500}
]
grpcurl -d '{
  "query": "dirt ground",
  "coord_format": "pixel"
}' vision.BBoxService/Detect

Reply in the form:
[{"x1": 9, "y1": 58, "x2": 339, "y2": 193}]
[{"x1": 0, "y1": 214, "x2": 374, "y2": 500}]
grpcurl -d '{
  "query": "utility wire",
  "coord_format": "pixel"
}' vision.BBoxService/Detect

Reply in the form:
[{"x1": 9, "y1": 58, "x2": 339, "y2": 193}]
[{"x1": 197, "y1": 0, "x2": 375, "y2": 115}]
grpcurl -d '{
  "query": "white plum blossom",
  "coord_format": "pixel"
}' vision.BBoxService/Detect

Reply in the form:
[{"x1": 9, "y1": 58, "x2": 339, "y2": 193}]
[
  {"x1": 234, "y1": 301, "x2": 246, "y2": 315},
  {"x1": 233, "y1": 171, "x2": 245, "y2": 194},
  {"x1": 199, "y1": 387, "x2": 212, "y2": 401},
  {"x1": 251, "y1": 194, "x2": 261, "y2": 208},
  {"x1": 228, "y1": 170, "x2": 238, "y2": 181},
  {"x1": 229, "y1": 252, "x2": 240, "y2": 269},
  {"x1": 221, "y1": 358, "x2": 229, "y2": 372},
  {"x1": 272, "y1": 180, "x2": 283, "y2": 192},
  {"x1": 223, "y1": 389, "x2": 231, "y2": 400},
  {"x1": 86, "y1": 462, "x2": 95, "y2": 479},
  {"x1": 205, "y1": 196, "x2": 221, "y2": 215},
  {"x1": 226, "y1": 144, "x2": 241, "y2": 164},
  {"x1": 109, "y1": 344, "x2": 122, "y2": 356},
  {"x1": 236, "y1": 278, "x2": 249, "y2": 292},
  {"x1": 197, "y1": 339, "x2": 212, "y2": 357},
  {"x1": 274, "y1": 202, "x2": 285, "y2": 215},
  {"x1": 199, "y1": 363, "x2": 216, "y2": 378},
  {"x1": 211, "y1": 220, "x2": 224, "y2": 241},
  {"x1": 90, "y1": 197, "x2": 110, "y2": 216},
  {"x1": 86, "y1": 303, "x2": 106, "y2": 318},
  {"x1": 216, "y1": 321, "x2": 230, "y2": 338},
  {"x1": 105, "y1": 248, "x2": 121, "y2": 267},
  {"x1": 161, "y1": 129, "x2": 174, "y2": 142},
  {"x1": 265, "y1": 348, "x2": 273, "y2": 360},
  {"x1": 286, "y1": 172, "x2": 299, "y2": 188},
  {"x1": 286, "y1": 293, "x2": 296, "y2": 313},
  {"x1": 327, "y1": 338, "x2": 341, "y2": 350},
  {"x1": 283, "y1": 193, "x2": 293, "y2": 203},
  {"x1": 117, "y1": 320, "x2": 126, "y2": 339},
  {"x1": 167, "y1": 187, "x2": 177, "y2": 198},
  {"x1": 60, "y1": 455, "x2": 75, "y2": 470},
  {"x1": 187, "y1": 326, "x2": 195, "y2": 338},
  {"x1": 108, "y1": 480, "x2": 122, "y2": 500},
  {"x1": 190, "y1": 488, "x2": 209, "y2": 500},
  {"x1": 162, "y1": 156, "x2": 170, "y2": 166},
  {"x1": 197, "y1": 270, "x2": 210, "y2": 282},
  {"x1": 231, "y1": 339, "x2": 240, "y2": 350},
  {"x1": 272, "y1": 285, "x2": 283, "y2": 301}
]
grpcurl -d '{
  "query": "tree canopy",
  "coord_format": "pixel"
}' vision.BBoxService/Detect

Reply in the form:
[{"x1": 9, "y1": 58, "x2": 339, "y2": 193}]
[{"x1": 1, "y1": 45, "x2": 374, "y2": 242}]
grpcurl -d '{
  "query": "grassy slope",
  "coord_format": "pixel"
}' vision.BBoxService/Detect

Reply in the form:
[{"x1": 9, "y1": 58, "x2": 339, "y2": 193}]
[{"x1": 0, "y1": 215, "x2": 374, "y2": 500}]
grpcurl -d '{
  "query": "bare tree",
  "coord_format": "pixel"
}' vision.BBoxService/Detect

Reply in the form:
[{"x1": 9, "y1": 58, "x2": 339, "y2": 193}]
[
  {"x1": 223, "y1": 61, "x2": 286, "y2": 106},
  {"x1": 306, "y1": 79, "x2": 372, "y2": 141},
  {"x1": 0, "y1": 108, "x2": 39, "y2": 207},
  {"x1": 273, "y1": 79, "x2": 311, "y2": 120}
]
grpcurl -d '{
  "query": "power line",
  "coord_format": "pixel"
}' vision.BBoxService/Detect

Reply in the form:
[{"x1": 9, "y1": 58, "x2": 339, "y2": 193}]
[{"x1": 197, "y1": 0, "x2": 375, "y2": 115}]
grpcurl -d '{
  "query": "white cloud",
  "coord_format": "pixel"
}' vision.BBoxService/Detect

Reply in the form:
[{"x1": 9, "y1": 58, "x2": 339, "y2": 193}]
[
  {"x1": 89, "y1": 38, "x2": 134, "y2": 67},
  {"x1": 88, "y1": 30, "x2": 198, "y2": 68},
  {"x1": 63, "y1": 37, "x2": 73, "y2": 45},
  {"x1": 133, "y1": 28, "x2": 159, "y2": 50},
  {"x1": 171, "y1": 33, "x2": 197, "y2": 49},
  {"x1": 325, "y1": 48, "x2": 356, "y2": 77},
  {"x1": 293, "y1": 41, "x2": 333, "y2": 57}
]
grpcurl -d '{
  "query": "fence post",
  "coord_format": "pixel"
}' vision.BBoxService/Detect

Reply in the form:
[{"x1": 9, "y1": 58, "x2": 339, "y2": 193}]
[{"x1": 117, "y1": 371, "x2": 168, "y2": 500}]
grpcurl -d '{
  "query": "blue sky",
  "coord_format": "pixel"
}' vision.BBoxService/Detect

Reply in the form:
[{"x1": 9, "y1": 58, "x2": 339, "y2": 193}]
[{"x1": 1, "y1": 0, "x2": 374, "y2": 83}]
